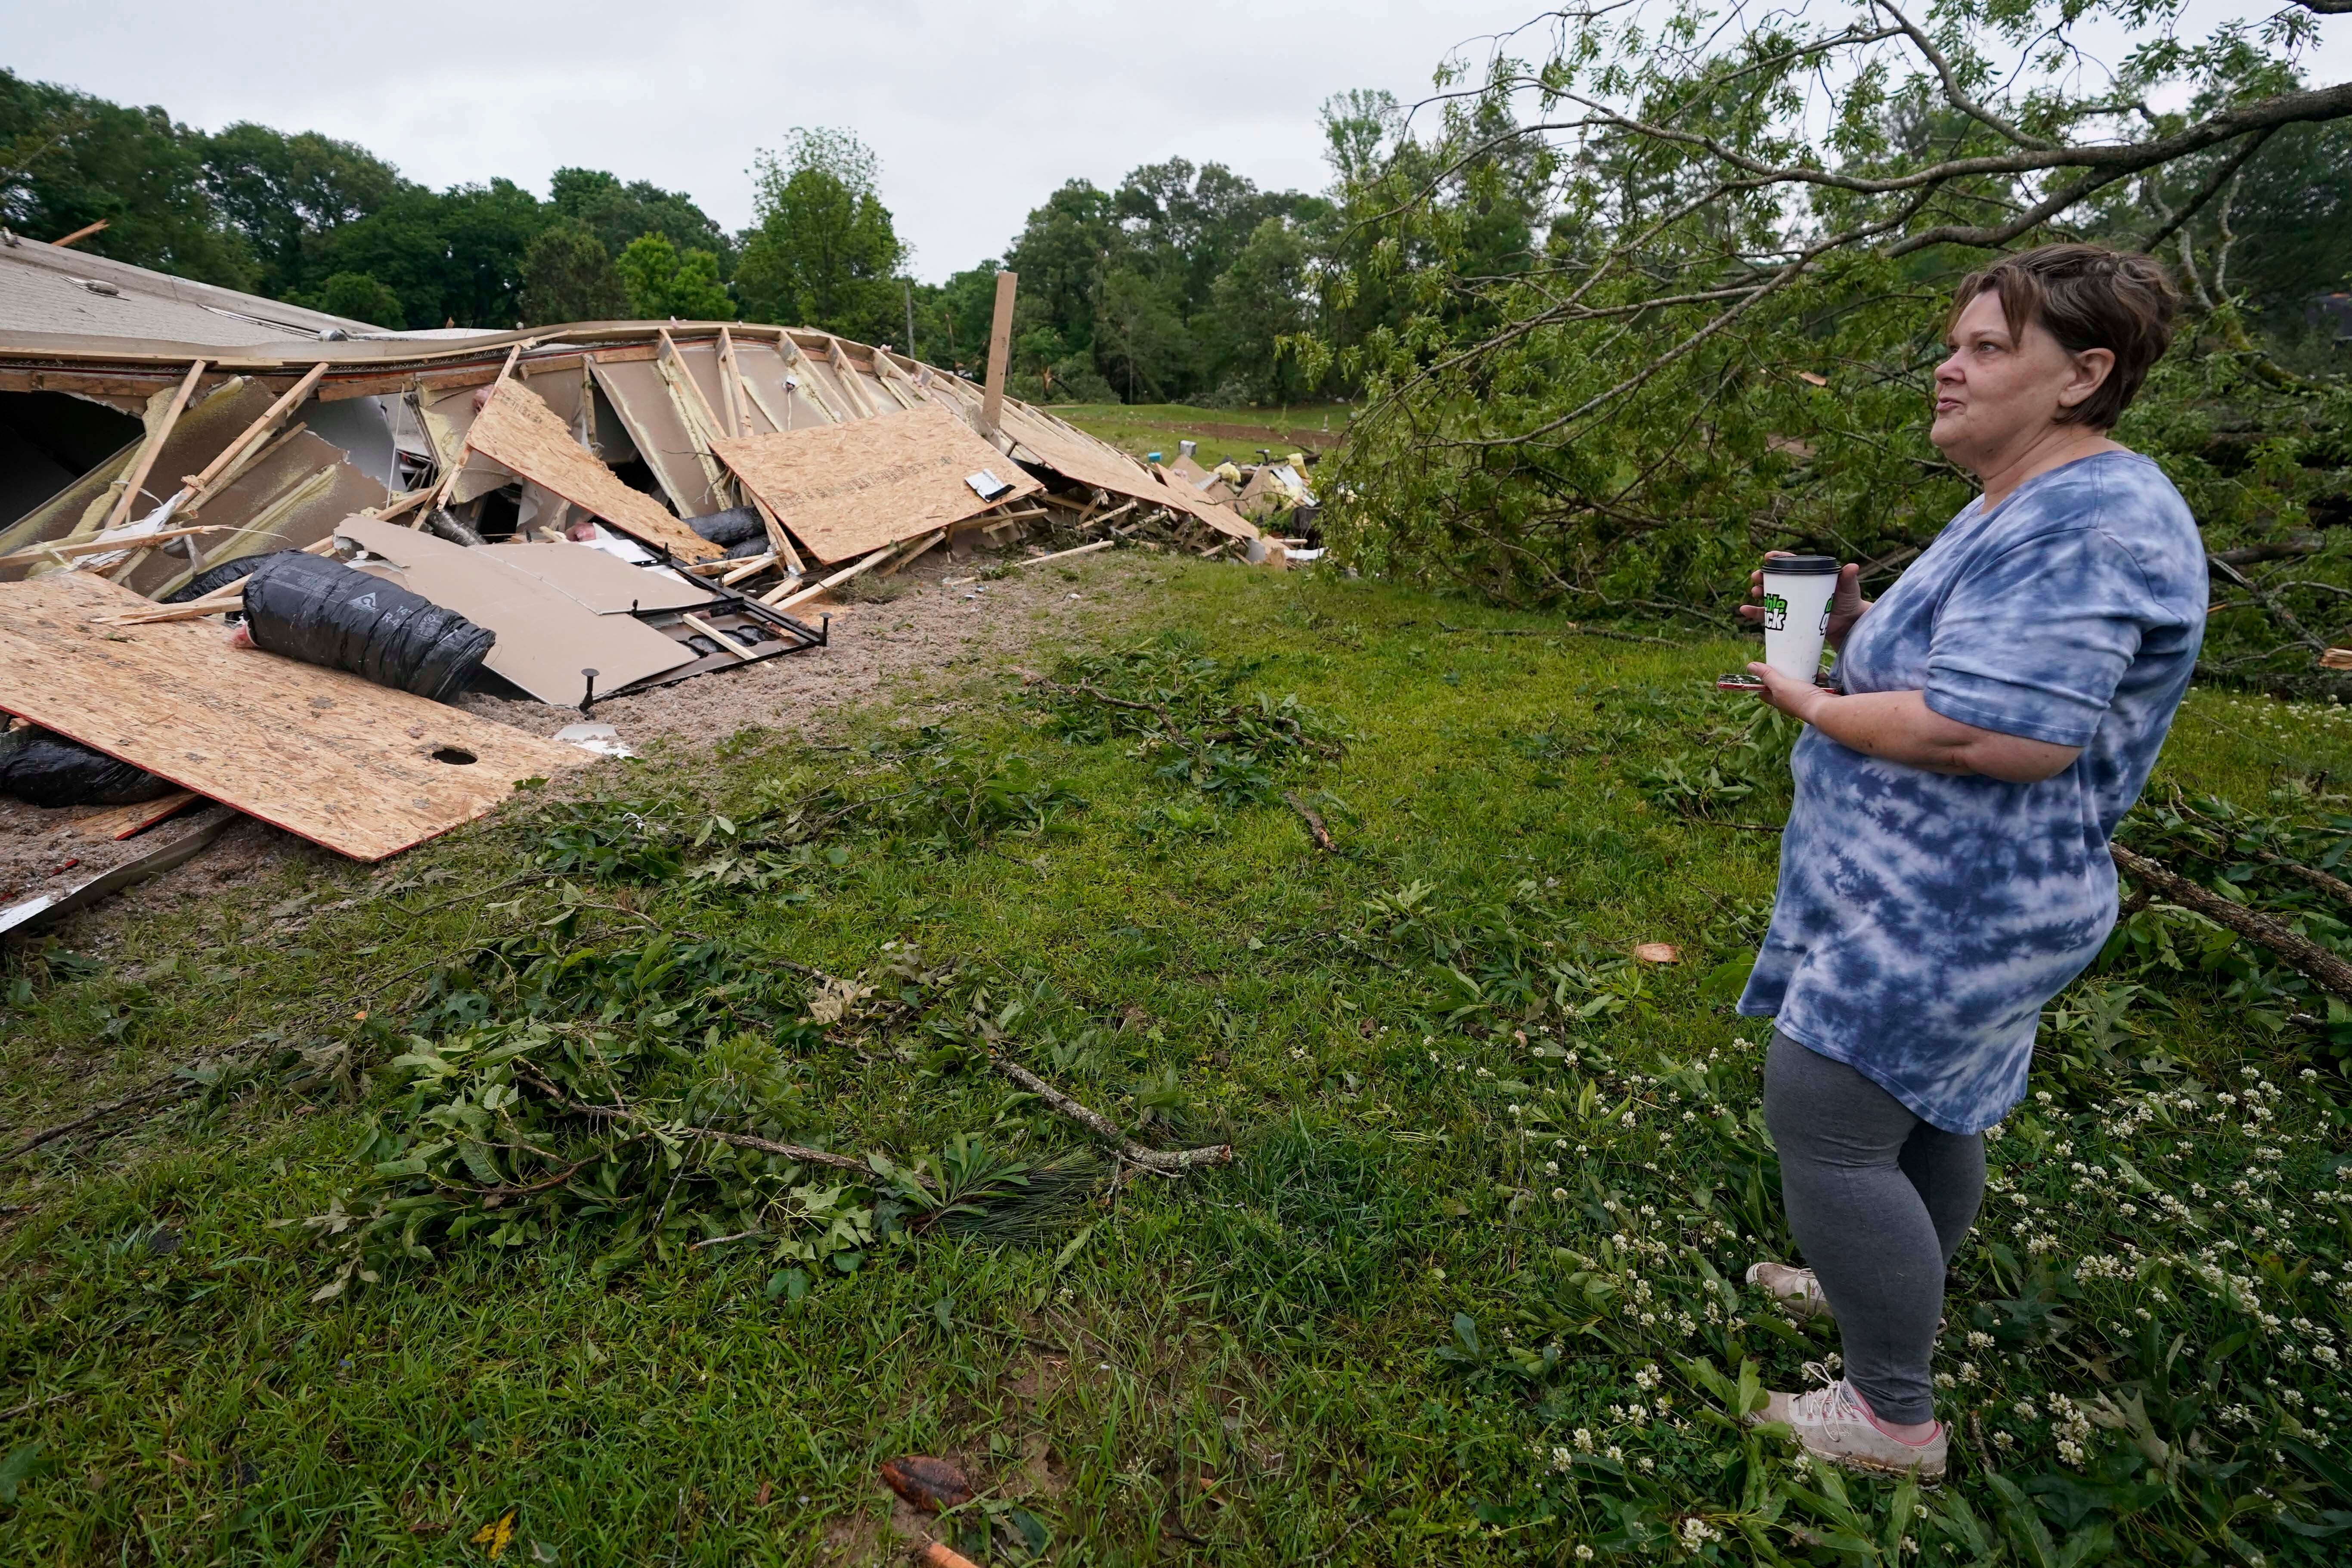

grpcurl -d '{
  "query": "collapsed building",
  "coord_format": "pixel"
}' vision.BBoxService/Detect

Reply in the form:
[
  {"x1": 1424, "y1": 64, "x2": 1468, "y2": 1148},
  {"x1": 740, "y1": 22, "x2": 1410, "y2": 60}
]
[{"x1": 0, "y1": 234, "x2": 1267, "y2": 921}]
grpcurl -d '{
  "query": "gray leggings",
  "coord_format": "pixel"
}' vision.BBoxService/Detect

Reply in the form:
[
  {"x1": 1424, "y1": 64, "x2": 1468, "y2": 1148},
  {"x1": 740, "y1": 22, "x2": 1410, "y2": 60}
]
[{"x1": 1761, "y1": 1031, "x2": 1985, "y2": 1425}]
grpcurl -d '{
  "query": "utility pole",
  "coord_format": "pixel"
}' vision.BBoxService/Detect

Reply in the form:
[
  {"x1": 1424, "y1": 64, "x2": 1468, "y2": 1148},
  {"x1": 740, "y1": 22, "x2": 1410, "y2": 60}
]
[{"x1": 903, "y1": 279, "x2": 917, "y2": 363}]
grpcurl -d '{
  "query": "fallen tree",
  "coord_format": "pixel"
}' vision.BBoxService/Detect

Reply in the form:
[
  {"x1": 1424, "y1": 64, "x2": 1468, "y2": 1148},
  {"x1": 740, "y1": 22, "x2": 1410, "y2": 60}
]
[{"x1": 1311, "y1": 0, "x2": 2352, "y2": 677}]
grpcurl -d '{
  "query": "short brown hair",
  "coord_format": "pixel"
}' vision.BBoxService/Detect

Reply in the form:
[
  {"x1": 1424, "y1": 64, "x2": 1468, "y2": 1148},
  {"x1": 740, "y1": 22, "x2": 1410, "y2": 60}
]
[{"x1": 1950, "y1": 244, "x2": 2179, "y2": 429}]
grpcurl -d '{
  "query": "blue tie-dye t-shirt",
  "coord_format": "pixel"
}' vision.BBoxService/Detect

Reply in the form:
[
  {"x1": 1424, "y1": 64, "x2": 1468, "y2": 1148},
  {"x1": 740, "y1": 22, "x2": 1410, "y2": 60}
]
[{"x1": 1738, "y1": 452, "x2": 2206, "y2": 1134}]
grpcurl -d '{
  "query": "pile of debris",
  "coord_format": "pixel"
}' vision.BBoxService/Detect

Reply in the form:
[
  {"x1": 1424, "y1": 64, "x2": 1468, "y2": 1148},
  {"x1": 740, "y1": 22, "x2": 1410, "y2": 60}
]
[{"x1": 0, "y1": 243, "x2": 1266, "y2": 930}]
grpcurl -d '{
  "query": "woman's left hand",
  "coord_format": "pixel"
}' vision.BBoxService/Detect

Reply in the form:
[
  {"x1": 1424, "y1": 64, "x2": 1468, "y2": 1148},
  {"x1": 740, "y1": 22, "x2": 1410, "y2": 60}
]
[{"x1": 1746, "y1": 661, "x2": 1830, "y2": 723}]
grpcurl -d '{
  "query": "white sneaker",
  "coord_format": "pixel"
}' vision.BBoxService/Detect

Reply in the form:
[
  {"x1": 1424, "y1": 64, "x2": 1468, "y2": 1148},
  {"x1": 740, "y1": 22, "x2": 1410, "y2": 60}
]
[
  {"x1": 1748, "y1": 1378, "x2": 1947, "y2": 1482},
  {"x1": 1746, "y1": 1260, "x2": 1834, "y2": 1320}
]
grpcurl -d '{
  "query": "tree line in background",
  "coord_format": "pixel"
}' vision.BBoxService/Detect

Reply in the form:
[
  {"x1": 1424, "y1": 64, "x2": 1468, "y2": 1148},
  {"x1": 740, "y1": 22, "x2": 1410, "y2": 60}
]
[{"x1": 0, "y1": 66, "x2": 1405, "y2": 407}]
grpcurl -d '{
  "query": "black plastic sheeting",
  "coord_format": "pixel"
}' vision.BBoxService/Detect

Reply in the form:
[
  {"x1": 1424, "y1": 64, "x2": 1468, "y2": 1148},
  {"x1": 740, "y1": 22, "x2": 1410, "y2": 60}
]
[
  {"x1": 164, "y1": 550, "x2": 288, "y2": 604},
  {"x1": 688, "y1": 506, "x2": 766, "y2": 548},
  {"x1": 240, "y1": 552, "x2": 495, "y2": 702},
  {"x1": 0, "y1": 724, "x2": 179, "y2": 809}
]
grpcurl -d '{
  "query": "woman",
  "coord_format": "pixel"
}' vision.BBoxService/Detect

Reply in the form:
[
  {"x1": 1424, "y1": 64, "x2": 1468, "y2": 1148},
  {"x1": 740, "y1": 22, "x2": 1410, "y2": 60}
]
[{"x1": 1732, "y1": 245, "x2": 2205, "y2": 1481}]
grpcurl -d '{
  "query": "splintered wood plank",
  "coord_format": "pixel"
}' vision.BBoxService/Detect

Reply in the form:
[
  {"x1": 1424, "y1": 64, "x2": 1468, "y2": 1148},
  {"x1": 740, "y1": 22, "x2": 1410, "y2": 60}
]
[
  {"x1": 0, "y1": 574, "x2": 587, "y2": 862},
  {"x1": 464, "y1": 379, "x2": 722, "y2": 561},
  {"x1": 70, "y1": 789, "x2": 201, "y2": 841},
  {"x1": 711, "y1": 405, "x2": 1044, "y2": 565}
]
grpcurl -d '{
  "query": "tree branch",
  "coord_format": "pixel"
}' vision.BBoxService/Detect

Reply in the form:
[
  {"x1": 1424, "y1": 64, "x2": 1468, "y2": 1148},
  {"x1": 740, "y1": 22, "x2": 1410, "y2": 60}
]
[
  {"x1": 989, "y1": 1056, "x2": 1232, "y2": 1174},
  {"x1": 2110, "y1": 843, "x2": 2352, "y2": 1003}
]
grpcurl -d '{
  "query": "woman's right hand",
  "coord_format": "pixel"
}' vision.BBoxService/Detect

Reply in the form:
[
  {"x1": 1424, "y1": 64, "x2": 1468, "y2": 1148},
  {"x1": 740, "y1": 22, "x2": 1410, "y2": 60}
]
[{"x1": 1739, "y1": 552, "x2": 1872, "y2": 648}]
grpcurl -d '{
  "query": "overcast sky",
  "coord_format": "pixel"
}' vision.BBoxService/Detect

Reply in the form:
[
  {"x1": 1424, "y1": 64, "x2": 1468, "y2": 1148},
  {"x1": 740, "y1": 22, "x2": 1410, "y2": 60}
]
[
  {"x1": 5, "y1": 1, "x2": 2345, "y2": 283},
  {"x1": 0, "y1": 0, "x2": 1552, "y2": 281}
]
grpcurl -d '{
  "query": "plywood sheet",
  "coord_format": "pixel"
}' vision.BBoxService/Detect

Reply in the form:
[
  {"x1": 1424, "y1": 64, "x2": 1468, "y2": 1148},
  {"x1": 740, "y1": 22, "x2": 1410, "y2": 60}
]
[
  {"x1": 70, "y1": 788, "x2": 201, "y2": 841},
  {"x1": 464, "y1": 380, "x2": 720, "y2": 562},
  {"x1": 0, "y1": 573, "x2": 586, "y2": 861},
  {"x1": 336, "y1": 518, "x2": 696, "y2": 705},
  {"x1": 995, "y1": 402, "x2": 1258, "y2": 542},
  {"x1": 588, "y1": 358, "x2": 719, "y2": 518},
  {"x1": 476, "y1": 541, "x2": 718, "y2": 614},
  {"x1": 419, "y1": 381, "x2": 520, "y2": 505},
  {"x1": 712, "y1": 406, "x2": 1044, "y2": 565}
]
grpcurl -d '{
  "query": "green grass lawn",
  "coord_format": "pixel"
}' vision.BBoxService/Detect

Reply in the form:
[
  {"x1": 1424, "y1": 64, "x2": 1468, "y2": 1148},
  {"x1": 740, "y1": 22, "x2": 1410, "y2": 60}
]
[
  {"x1": 1050, "y1": 404, "x2": 1353, "y2": 468},
  {"x1": 4, "y1": 558, "x2": 2351, "y2": 1565}
]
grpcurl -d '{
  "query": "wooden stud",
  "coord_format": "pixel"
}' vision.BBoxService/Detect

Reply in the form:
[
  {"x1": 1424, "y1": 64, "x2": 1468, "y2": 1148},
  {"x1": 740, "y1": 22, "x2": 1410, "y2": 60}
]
[
  {"x1": 824, "y1": 338, "x2": 880, "y2": 419},
  {"x1": 0, "y1": 524, "x2": 225, "y2": 569},
  {"x1": 719, "y1": 552, "x2": 778, "y2": 587},
  {"x1": 773, "y1": 329, "x2": 845, "y2": 423},
  {"x1": 177, "y1": 361, "x2": 327, "y2": 512},
  {"x1": 655, "y1": 328, "x2": 736, "y2": 509},
  {"x1": 761, "y1": 541, "x2": 899, "y2": 608},
  {"x1": 716, "y1": 327, "x2": 752, "y2": 437},
  {"x1": 978, "y1": 271, "x2": 1018, "y2": 439},
  {"x1": 991, "y1": 539, "x2": 1116, "y2": 572},
  {"x1": 679, "y1": 611, "x2": 753, "y2": 659},
  {"x1": 102, "y1": 359, "x2": 208, "y2": 533},
  {"x1": 876, "y1": 530, "x2": 946, "y2": 577},
  {"x1": 739, "y1": 488, "x2": 807, "y2": 577}
]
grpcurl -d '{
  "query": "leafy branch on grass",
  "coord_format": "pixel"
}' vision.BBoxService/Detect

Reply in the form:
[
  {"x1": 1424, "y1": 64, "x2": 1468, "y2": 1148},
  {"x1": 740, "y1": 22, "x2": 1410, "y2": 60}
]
[
  {"x1": 285, "y1": 936, "x2": 1230, "y2": 1302},
  {"x1": 1030, "y1": 638, "x2": 1348, "y2": 810}
]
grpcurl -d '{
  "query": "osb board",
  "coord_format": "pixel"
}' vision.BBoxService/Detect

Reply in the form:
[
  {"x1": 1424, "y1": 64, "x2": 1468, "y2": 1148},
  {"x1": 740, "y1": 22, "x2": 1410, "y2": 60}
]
[
  {"x1": 419, "y1": 381, "x2": 521, "y2": 505},
  {"x1": 588, "y1": 358, "x2": 721, "y2": 519},
  {"x1": 712, "y1": 406, "x2": 1044, "y2": 565},
  {"x1": 0, "y1": 573, "x2": 586, "y2": 861},
  {"x1": 477, "y1": 541, "x2": 717, "y2": 614},
  {"x1": 465, "y1": 380, "x2": 720, "y2": 562},
  {"x1": 336, "y1": 518, "x2": 695, "y2": 705},
  {"x1": 996, "y1": 403, "x2": 1258, "y2": 541},
  {"x1": 71, "y1": 789, "x2": 201, "y2": 841}
]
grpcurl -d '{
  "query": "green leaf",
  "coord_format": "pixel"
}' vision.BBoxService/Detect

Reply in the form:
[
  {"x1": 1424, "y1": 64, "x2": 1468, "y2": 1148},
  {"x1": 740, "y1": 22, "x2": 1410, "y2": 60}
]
[
  {"x1": 0, "y1": 1443, "x2": 44, "y2": 1507},
  {"x1": 1698, "y1": 958, "x2": 1754, "y2": 1006}
]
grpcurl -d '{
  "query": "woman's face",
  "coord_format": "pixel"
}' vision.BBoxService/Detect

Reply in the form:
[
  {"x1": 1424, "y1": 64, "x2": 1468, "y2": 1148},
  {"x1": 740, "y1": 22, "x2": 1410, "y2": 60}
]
[{"x1": 1929, "y1": 288, "x2": 2114, "y2": 471}]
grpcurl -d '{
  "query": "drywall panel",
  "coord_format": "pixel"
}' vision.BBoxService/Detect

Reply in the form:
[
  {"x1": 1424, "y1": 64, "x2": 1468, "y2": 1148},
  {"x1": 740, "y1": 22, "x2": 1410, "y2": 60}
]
[
  {"x1": 475, "y1": 540, "x2": 718, "y2": 614},
  {"x1": 589, "y1": 358, "x2": 719, "y2": 518},
  {"x1": 730, "y1": 341, "x2": 833, "y2": 431},
  {"x1": 0, "y1": 573, "x2": 585, "y2": 861},
  {"x1": 335, "y1": 517, "x2": 694, "y2": 704},
  {"x1": 712, "y1": 405, "x2": 1044, "y2": 565}
]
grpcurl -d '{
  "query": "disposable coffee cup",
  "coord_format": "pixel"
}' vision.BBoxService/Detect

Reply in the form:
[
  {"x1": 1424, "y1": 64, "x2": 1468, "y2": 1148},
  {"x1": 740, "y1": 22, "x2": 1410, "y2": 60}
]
[{"x1": 1759, "y1": 554, "x2": 1840, "y2": 681}]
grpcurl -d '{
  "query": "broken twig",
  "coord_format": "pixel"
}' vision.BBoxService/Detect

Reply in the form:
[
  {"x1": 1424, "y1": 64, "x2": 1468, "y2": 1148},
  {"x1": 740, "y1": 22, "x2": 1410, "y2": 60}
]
[
  {"x1": 1283, "y1": 790, "x2": 1336, "y2": 852},
  {"x1": 989, "y1": 1055, "x2": 1232, "y2": 1174}
]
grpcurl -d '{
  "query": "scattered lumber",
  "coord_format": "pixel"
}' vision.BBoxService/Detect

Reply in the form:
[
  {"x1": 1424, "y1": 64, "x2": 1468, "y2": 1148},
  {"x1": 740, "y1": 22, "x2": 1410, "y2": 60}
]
[
  {"x1": 995, "y1": 539, "x2": 1115, "y2": 572},
  {"x1": 0, "y1": 573, "x2": 586, "y2": 861}
]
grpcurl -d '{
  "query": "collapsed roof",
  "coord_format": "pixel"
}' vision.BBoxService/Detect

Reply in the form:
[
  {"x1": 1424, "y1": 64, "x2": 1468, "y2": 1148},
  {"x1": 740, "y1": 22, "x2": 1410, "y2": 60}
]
[
  {"x1": 0, "y1": 239, "x2": 1258, "y2": 596},
  {"x1": 0, "y1": 240, "x2": 1264, "y2": 870}
]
